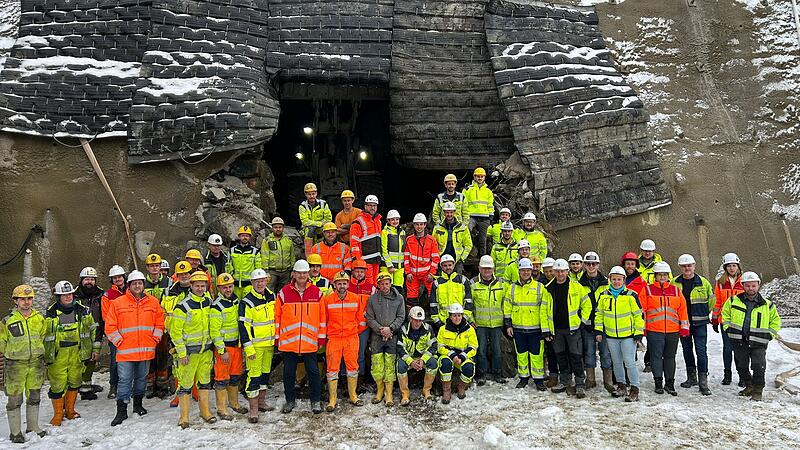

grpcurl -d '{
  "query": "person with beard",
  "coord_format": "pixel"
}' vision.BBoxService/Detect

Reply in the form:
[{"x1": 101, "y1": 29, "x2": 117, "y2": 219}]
[
  {"x1": 227, "y1": 225, "x2": 264, "y2": 299},
  {"x1": 204, "y1": 234, "x2": 229, "y2": 290},
  {"x1": 162, "y1": 261, "x2": 195, "y2": 405},
  {"x1": 262, "y1": 217, "x2": 297, "y2": 294},
  {"x1": 74, "y1": 267, "x2": 104, "y2": 401},
  {"x1": 366, "y1": 272, "x2": 405, "y2": 406},
  {"x1": 101, "y1": 265, "x2": 127, "y2": 399}
]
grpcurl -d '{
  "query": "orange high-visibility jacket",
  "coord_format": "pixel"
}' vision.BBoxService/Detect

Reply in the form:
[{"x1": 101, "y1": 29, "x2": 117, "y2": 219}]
[
  {"x1": 101, "y1": 284, "x2": 126, "y2": 323},
  {"x1": 350, "y1": 211, "x2": 383, "y2": 264},
  {"x1": 712, "y1": 276, "x2": 744, "y2": 322},
  {"x1": 311, "y1": 240, "x2": 353, "y2": 281},
  {"x1": 276, "y1": 282, "x2": 326, "y2": 354},
  {"x1": 641, "y1": 282, "x2": 689, "y2": 334},
  {"x1": 105, "y1": 291, "x2": 165, "y2": 362},
  {"x1": 323, "y1": 290, "x2": 364, "y2": 339},
  {"x1": 403, "y1": 233, "x2": 440, "y2": 277},
  {"x1": 348, "y1": 278, "x2": 374, "y2": 333}
]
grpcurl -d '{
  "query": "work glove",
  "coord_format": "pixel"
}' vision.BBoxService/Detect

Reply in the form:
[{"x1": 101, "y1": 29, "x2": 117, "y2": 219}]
[
  {"x1": 318, "y1": 338, "x2": 327, "y2": 347},
  {"x1": 711, "y1": 318, "x2": 719, "y2": 333},
  {"x1": 679, "y1": 328, "x2": 690, "y2": 338},
  {"x1": 542, "y1": 332, "x2": 553, "y2": 341}
]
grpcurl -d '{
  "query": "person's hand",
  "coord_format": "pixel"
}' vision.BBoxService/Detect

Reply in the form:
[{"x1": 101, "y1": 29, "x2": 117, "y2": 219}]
[
  {"x1": 406, "y1": 274, "x2": 413, "y2": 282},
  {"x1": 318, "y1": 338, "x2": 327, "y2": 347},
  {"x1": 595, "y1": 335, "x2": 603, "y2": 343},
  {"x1": 680, "y1": 328, "x2": 690, "y2": 338},
  {"x1": 711, "y1": 318, "x2": 719, "y2": 333},
  {"x1": 634, "y1": 335, "x2": 643, "y2": 344},
  {"x1": 389, "y1": 267, "x2": 396, "y2": 274},
  {"x1": 248, "y1": 353, "x2": 256, "y2": 361},
  {"x1": 453, "y1": 356, "x2": 462, "y2": 365},
  {"x1": 427, "y1": 273, "x2": 434, "y2": 283},
  {"x1": 506, "y1": 327, "x2": 514, "y2": 338},
  {"x1": 543, "y1": 332, "x2": 553, "y2": 342},
  {"x1": 412, "y1": 359, "x2": 423, "y2": 371},
  {"x1": 221, "y1": 351, "x2": 230, "y2": 363},
  {"x1": 380, "y1": 327, "x2": 392, "y2": 339},
  {"x1": 91, "y1": 351, "x2": 100, "y2": 362},
  {"x1": 180, "y1": 356, "x2": 189, "y2": 366}
]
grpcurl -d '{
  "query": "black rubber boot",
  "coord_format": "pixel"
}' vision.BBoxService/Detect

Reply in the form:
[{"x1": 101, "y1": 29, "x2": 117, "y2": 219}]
[
  {"x1": 111, "y1": 401, "x2": 128, "y2": 426},
  {"x1": 133, "y1": 395, "x2": 148, "y2": 416},
  {"x1": 721, "y1": 370, "x2": 732, "y2": 385},
  {"x1": 654, "y1": 377, "x2": 664, "y2": 394},
  {"x1": 680, "y1": 371, "x2": 697, "y2": 388},
  {"x1": 665, "y1": 379, "x2": 677, "y2": 396}
]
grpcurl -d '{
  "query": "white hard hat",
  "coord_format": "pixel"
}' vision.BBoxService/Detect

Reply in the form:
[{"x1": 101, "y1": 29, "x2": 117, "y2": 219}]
[
  {"x1": 79, "y1": 267, "x2": 98, "y2": 278},
  {"x1": 108, "y1": 265, "x2": 126, "y2": 277},
  {"x1": 608, "y1": 266, "x2": 626, "y2": 277},
  {"x1": 583, "y1": 251, "x2": 600, "y2": 263},
  {"x1": 500, "y1": 221, "x2": 513, "y2": 231},
  {"x1": 523, "y1": 212, "x2": 536, "y2": 221},
  {"x1": 127, "y1": 270, "x2": 146, "y2": 283},
  {"x1": 208, "y1": 234, "x2": 223, "y2": 245},
  {"x1": 447, "y1": 303, "x2": 465, "y2": 315},
  {"x1": 54, "y1": 280, "x2": 76, "y2": 295},
  {"x1": 479, "y1": 255, "x2": 495, "y2": 269},
  {"x1": 640, "y1": 239, "x2": 656, "y2": 251},
  {"x1": 293, "y1": 260, "x2": 310, "y2": 272},
  {"x1": 440, "y1": 254, "x2": 455, "y2": 264},
  {"x1": 741, "y1": 271, "x2": 761, "y2": 283},
  {"x1": 160, "y1": 260, "x2": 170, "y2": 270},
  {"x1": 553, "y1": 259, "x2": 569, "y2": 271},
  {"x1": 387, "y1": 209, "x2": 400, "y2": 220},
  {"x1": 653, "y1": 261, "x2": 671, "y2": 274},
  {"x1": 364, "y1": 195, "x2": 379, "y2": 205},
  {"x1": 518, "y1": 258, "x2": 533, "y2": 270},
  {"x1": 499, "y1": 207, "x2": 511, "y2": 215},
  {"x1": 271, "y1": 217, "x2": 285, "y2": 226},
  {"x1": 517, "y1": 239, "x2": 530, "y2": 249},
  {"x1": 568, "y1": 253, "x2": 583, "y2": 263},
  {"x1": 442, "y1": 202, "x2": 456, "y2": 212},
  {"x1": 542, "y1": 257, "x2": 555, "y2": 268},
  {"x1": 409, "y1": 306, "x2": 426, "y2": 320},
  {"x1": 678, "y1": 254, "x2": 696, "y2": 265},
  {"x1": 250, "y1": 268, "x2": 268, "y2": 280},
  {"x1": 413, "y1": 213, "x2": 427, "y2": 223},
  {"x1": 722, "y1": 252, "x2": 741, "y2": 265}
]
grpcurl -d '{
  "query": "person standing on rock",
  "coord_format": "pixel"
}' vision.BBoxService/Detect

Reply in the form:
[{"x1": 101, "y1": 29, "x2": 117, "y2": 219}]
[
  {"x1": 335, "y1": 189, "x2": 361, "y2": 244},
  {"x1": 431, "y1": 173, "x2": 468, "y2": 226},
  {"x1": 486, "y1": 207, "x2": 512, "y2": 250},
  {"x1": 712, "y1": 252, "x2": 744, "y2": 386},
  {"x1": 74, "y1": 266, "x2": 104, "y2": 401},
  {"x1": 432, "y1": 201, "x2": 473, "y2": 274},
  {"x1": 463, "y1": 167, "x2": 494, "y2": 257},
  {"x1": 261, "y1": 217, "x2": 297, "y2": 294},
  {"x1": 299, "y1": 182, "x2": 332, "y2": 256},
  {"x1": 227, "y1": 225, "x2": 264, "y2": 299}
]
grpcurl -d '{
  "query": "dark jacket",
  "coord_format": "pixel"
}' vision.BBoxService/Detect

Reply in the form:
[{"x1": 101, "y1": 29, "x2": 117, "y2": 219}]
[{"x1": 366, "y1": 287, "x2": 406, "y2": 352}]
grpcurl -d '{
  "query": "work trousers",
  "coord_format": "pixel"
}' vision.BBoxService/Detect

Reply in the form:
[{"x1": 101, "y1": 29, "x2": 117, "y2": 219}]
[
  {"x1": 733, "y1": 342, "x2": 767, "y2": 388},
  {"x1": 606, "y1": 338, "x2": 639, "y2": 388},
  {"x1": 476, "y1": 326, "x2": 504, "y2": 378},
  {"x1": 647, "y1": 332, "x2": 679, "y2": 381},
  {"x1": 282, "y1": 352, "x2": 321, "y2": 403},
  {"x1": 552, "y1": 329, "x2": 584, "y2": 387},
  {"x1": 680, "y1": 324, "x2": 708, "y2": 374}
]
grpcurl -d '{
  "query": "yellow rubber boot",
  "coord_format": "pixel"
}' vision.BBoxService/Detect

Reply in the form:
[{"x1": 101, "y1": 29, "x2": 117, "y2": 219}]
[
  {"x1": 227, "y1": 385, "x2": 247, "y2": 414},
  {"x1": 49, "y1": 398, "x2": 65, "y2": 426},
  {"x1": 215, "y1": 388, "x2": 233, "y2": 420},
  {"x1": 399, "y1": 377, "x2": 411, "y2": 406},
  {"x1": 372, "y1": 380, "x2": 385, "y2": 404},
  {"x1": 326, "y1": 380, "x2": 338, "y2": 412},
  {"x1": 384, "y1": 380, "x2": 394, "y2": 407},
  {"x1": 347, "y1": 377, "x2": 364, "y2": 406},
  {"x1": 178, "y1": 394, "x2": 190, "y2": 429},
  {"x1": 198, "y1": 390, "x2": 217, "y2": 423},
  {"x1": 422, "y1": 374, "x2": 435, "y2": 400}
]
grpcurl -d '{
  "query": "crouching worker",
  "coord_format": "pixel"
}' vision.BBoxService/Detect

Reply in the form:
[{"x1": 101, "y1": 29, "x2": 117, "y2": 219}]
[
  {"x1": 397, "y1": 306, "x2": 438, "y2": 405},
  {"x1": 437, "y1": 303, "x2": 478, "y2": 404},
  {"x1": 210, "y1": 273, "x2": 248, "y2": 421},
  {"x1": 1, "y1": 285, "x2": 47, "y2": 443}
]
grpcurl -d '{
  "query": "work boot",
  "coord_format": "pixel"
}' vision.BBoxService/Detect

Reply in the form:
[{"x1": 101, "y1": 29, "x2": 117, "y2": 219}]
[
  {"x1": 170, "y1": 395, "x2": 180, "y2": 408},
  {"x1": 575, "y1": 386, "x2": 586, "y2": 399},
  {"x1": 79, "y1": 386, "x2": 98, "y2": 401},
  {"x1": 566, "y1": 384, "x2": 577, "y2": 396},
  {"x1": 347, "y1": 377, "x2": 364, "y2": 406},
  {"x1": 311, "y1": 401, "x2": 323, "y2": 414},
  {"x1": 441, "y1": 381, "x2": 452, "y2": 404},
  {"x1": 326, "y1": 380, "x2": 338, "y2": 412},
  {"x1": 198, "y1": 390, "x2": 217, "y2": 423},
  {"x1": 551, "y1": 382, "x2": 567, "y2": 394},
  {"x1": 738, "y1": 385, "x2": 754, "y2": 397},
  {"x1": 257, "y1": 389, "x2": 274, "y2": 412},
  {"x1": 372, "y1": 380, "x2": 385, "y2": 404},
  {"x1": 384, "y1": 381, "x2": 395, "y2": 406},
  {"x1": 145, "y1": 381, "x2": 157, "y2": 399},
  {"x1": 516, "y1": 377, "x2": 529, "y2": 389},
  {"x1": 281, "y1": 401, "x2": 296, "y2": 414},
  {"x1": 178, "y1": 394, "x2": 190, "y2": 429},
  {"x1": 356, "y1": 375, "x2": 366, "y2": 394},
  {"x1": 133, "y1": 395, "x2": 147, "y2": 416},
  {"x1": 422, "y1": 374, "x2": 435, "y2": 401},
  {"x1": 108, "y1": 384, "x2": 117, "y2": 399},
  {"x1": 215, "y1": 389, "x2": 233, "y2": 420},
  {"x1": 111, "y1": 401, "x2": 128, "y2": 426},
  {"x1": 546, "y1": 376, "x2": 558, "y2": 388},
  {"x1": 613, "y1": 383, "x2": 627, "y2": 398},
  {"x1": 625, "y1": 386, "x2": 640, "y2": 402},
  {"x1": 602, "y1": 368, "x2": 614, "y2": 393},
  {"x1": 680, "y1": 370, "x2": 698, "y2": 388},
  {"x1": 535, "y1": 380, "x2": 547, "y2": 391},
  {"x1": 248, "y1": 397, "x2": 259, "y2": 423},
  {"x1": 722, "y1": 369, "x2": 732, "y2": 385},
  {"x1": 91, "y1": 384, "x2": 104, "y2": 393},
  {"x1": 738, "y1": 379, "x2": 745, "y2": 388},
  {"x1": 399, "y1": 377, "x2": 411, "y2": 407},
  {"x1": 64, "y1": 390, "x2": 81, "y2": 419},
  {"x1": 654, "y1": 377, "x2": 664, "y2": 394},
  {"x1": 750, "y1": 386, "x2": 764, "y2": 401},
  {"x1": 643, "y1": 363, "x2": 652, "y2": 373},
  {"x1": 456, "y1": 380, "x2": 469, "y2": 399},
  {"x1": 25, "y1": 402, "x2": 46, "y2": 437},
  {"x1": 698, "y1": 373, "x2": 712, "y2": 396},
  {"x1": 227, "y1": 386, "x2": 248, "y2": 414},
  {"x1": 664, "y1": 379, "x2": 677, "y2": 396},
  {"x1": 493, "y1": 373, "x2": 507, "y2": 384},
  {"x1": 585, "y1": 369, "x2": 596, "y2": 389},
  {"x1": 476, "y1": 375, "x2": 486, "y2": 387},
  {"x1": 49, "y1": 398, "x2": 65, "y2": 426},
  {"x1": 8, "y1": 407, "x2": 23, "y2": 443}
]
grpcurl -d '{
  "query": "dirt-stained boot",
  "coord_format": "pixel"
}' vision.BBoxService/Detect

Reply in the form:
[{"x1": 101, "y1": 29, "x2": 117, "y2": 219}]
[
  {"x1": 456, "y1": 380, "x2": 469, "y2": 399},
  {"x1": 624, "y1": 386, "x2": 640, "y2": 402},
  {"x1": 64, "y1": 390, "x2": 81, "y2": 419},
  {"x1": 227, "y1": 385, "x2": 248, "y2": 414},
  {"x1": 585, "y1": 369, "x2": 596, "y2": 389},
  {"x1": 399, "y1": 377, "x2": 410, "y2": 406},
  {"x1": 384, "y1": 381, "x2": 394, "y2": 406},
  {"x1": 372, "y1": 380, "x2": 385, "y2": 404},
  {"x1": 347, "y1": 377, "x2": 364, "y2": 406},
  {"x1": 441, "y1": 381, "x2": 452, "y2": 404},
  {"x1": 326, "y1": 380, "x2": 338, "y2": 412},
  {"x1": 215, "y1": 388, "x2": 233, "y2": 420},
  {"x1": 602, "y1": 368, "x2": 614, "y2": 393},
  {"x1": 422, "y1": 373, "x2": 435, "y2": 401},
  {"x1": 198, "y1": 390, "x2": 217, "y2": 423},
  {"x1": 248, "y1": 397, "x2": 259, "y2": 423}
]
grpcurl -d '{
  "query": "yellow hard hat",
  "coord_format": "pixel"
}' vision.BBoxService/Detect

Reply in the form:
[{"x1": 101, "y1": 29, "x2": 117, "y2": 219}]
[
  {"x1": 322, "y1": 222, "x2": 337, "y2": 232},
  {"x1": 145, "y1": 253, "x2": 162, "y2": 265},
  {"x1": 444, "y1": 173, "x2": 457, "y2": 183},
  {"x1": 175, "y1": 261, "x2": 192, "y2": 274},
  {"x1": 216, "y1": 273, "x2": 234, "y2": 286},
  {"x1": 340, "y1": 189, "x2": 355, "y2": 199},
  {"x1": 185, "y1": 249, "x2": 202, "y2": 260},
  {"x1": 304, "y1": 182, "x2": 318, "y2": 193},
  {"x1": 474, "y1": 167, "x2": 486, "y2": 176},
  {"x1": 307, "y1": 254, "x2": 323, "y2": 266},
  {"x1": 190, "y1": 271, "x2": 208, "y2": 283},
  {"x1": 376, "y1": 272, "x2": 392, "y2": 283},
  {"x1": 237, "y1": 225, "x2": 253, "y2": 236},
  {"x1": 332, "y1": 271, "x2": 350, "y2": 283},
  {"x1": 530, "y1": 256, "x2": 542, "y2": 265},
  {"x1": 12, "y1": 284, "x2": 35, "y2": 298}
]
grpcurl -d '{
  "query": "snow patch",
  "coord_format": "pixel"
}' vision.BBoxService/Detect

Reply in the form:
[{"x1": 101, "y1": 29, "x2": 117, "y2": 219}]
[
  {"x1": 14, "y1": 56, "x2": 141, "y2": 78},
  {"x1": 138, "y1": 76, "x2": 222, "y2": 96}
]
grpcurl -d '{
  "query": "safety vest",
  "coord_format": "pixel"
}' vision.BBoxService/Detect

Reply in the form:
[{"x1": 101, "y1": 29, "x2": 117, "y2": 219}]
[
  {"x1": 348, "y1": 278, "x2": 374, "y2": 333},
  {"x1": 431, "y1": 191, "x2": 468, "y2": 225},
  {"x1": 0, "y1": 309, "x2": 46, "y2": 360},
  {"x1": 227, "y1": 244, "x2": 263, "y2": 287},
  {"x1": 323, "y1": 290, "x2": 363, "y2": 339},
  {"x1": 569, "y1": 270, "x2": 584, "y2": 282},
  {"x1": 310, "y1": 275, "x2": 333, "y2": 296},
  {"x1": 578, "y1": 272, "x2": 608, "y2": 328},
  {"x1": 503, "y1": 279, "x2": 549, "y2": 332},
  {"x1": 638, "y1": 252, "x2": 665, "y2": 284},
  {"x1": 311, "y1": 240, "x2": 352, "y2": 281},
  {"x1": 399, "y1": 321, "x2": 437, "y2": 365},
  {"x1": 381, "y1": 225, "x2": 406, "y2": 269},
  {"x1": 44, "y1": 301, "x2": 95, "y2": 363},
  {"x1": 276, "y1": 283, "x2": 326, "y2": 353},
  {"x1": 641, "y1": 283, "x2": 689, "y2": 334},
  {"x1": 239, "y1": 289, "x2": 277, "y2": 357},
  {"x1": 672, "y1": 274, "x2": 715, "y2": 325},
  {"x1": 144, "y1": 273, "x2": 171, "y2": 301},
  {"x1": 713, "y1": 276, "x2": 743, "y2": 322},
  {"x1": 261, "y1": 233, "x2": 296, "y2": 271},
  {"x1": 543, "y1": 280, "x2": 592, "y2": 333},
  {"x1": 490, "y1": 240, "x2": 518, "y2": 274},
  {"x1": 350, "y1": 211, "x2": 383, "y2": 264},
  {"x1": 516, "y1": 228, "x2": 548, "y2": 260},
  {"x1": 430, "y1": 271, "x2": 473, "y2": 324},
  {"x1": 170, "y1": 294, "x2": 213, "y2": 358},
  {"x1": 437, "y1": 319, "x2": 478, "y2": 361},
  {"x1": 504, "y1": 259, "x2": 539, "y2": 284},
  {"x1": 105, "y1": 291, "x2": 164, "y2": 362},
  {"x1": 722, "y1": 293, "x2": 781, "y2": 347},
  {"x1": 404, "y1": 233, "x2": 440, "y2": 277},
  {"x1": 162, "y1": 283, "x2": 191, "y2": 332},
  {"x1": 471, "y1": 275, "x2": 508, "y2": 328},
  {"x1": 462, "y1": 181, "x2": 494, "y2": 218},
  {"x1": 594, "y1": 288, "x2": 644, "y2": 338},
  {"x1": 432, "y1": 221, "x2": 473, "y2": 263},
  {"x1": 299, "y1": 199, "x2": 332, "y2": 240},
  {"x1": 210, "y1": 292, "x2": 240, "y2": 352}
]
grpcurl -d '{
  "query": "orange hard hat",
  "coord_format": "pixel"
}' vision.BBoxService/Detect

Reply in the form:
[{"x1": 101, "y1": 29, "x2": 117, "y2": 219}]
[{"x1": 352, "y1": 259, "x2": 368, "y2": 270}]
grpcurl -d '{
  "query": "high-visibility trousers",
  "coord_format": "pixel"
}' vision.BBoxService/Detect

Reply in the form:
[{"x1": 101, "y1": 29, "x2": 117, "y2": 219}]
[
  {"x1": 47, "y1": 346, "x2": 83, "y2": 396},
  {"x1": 326, "y1": 335, "x2": 359, "y2": 380},
  {"x1": 213, "y1": 346, "x2": 244, "y2": 388},
  {"x1": 175, "y1": 351, "x2": 213, "y2": 394},
  {"x1": 513, "y1": 331, "x2": 545, "y2": 380},
  {"x1": 406, "y1": 274, "x2": 433, "y2": 299},
  {"x1": 244, "y1": 346, "x2": 275, "y2": 398},
  {"x1": 5, "y1": 357, "x2": 45, "y2": 395}
]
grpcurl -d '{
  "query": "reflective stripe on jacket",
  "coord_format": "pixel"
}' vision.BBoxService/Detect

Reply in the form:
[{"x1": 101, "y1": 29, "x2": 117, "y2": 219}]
[
  {"x1": 672, "y1": 274, "x2": 715, "y2": 325},
  {"x1": 503, "y1": 279, "x2": 549, "y2": 332},
  {"x1": 299, "y1": 199, "x2": 332, "y2": 239},
  {"x1": 276, "y1": 283, "x2": 326, "y2": 353},
  {"x1": 226, "y1": 244, "x2": 263, "y2": 286},
  {"x1": 324, "y1": 290, "x2": 365, "y2": 339},
  {"x1": 105, "y1": 291, "x2": 164, "y2": 362},
  {"x1": 261, "y1": 234, "x2": 296, "y2": 271},
  {"x1": 381, "y1": 225, "x2": 406, "y2": 268},
  {"x1": 312, "y1": 240, "x2": 352, "y2": 281},
  {"x1": 348, "y1": 279, "x2": 374, "y2": 333},
  {"x1": 542, "y1": 280, "x2": 592, "y2": 333},
  {"x1": 431, "y1": 191, "x2": 468, "y2": 225},
  {"x1": 210, "y1": 293, "x2": 240, "y2": 351},
  {"x1": 713, "y1": 276, "x2": 743, "y2": 321},
  {"x1": 44, "y1": 301, "x2": 96, "y2": 363},
  {"x1": 432, "y1": 221, "x2": 473, "y2": 263},
  {"x1": 594, "y1": 288, "x2": 644, "y2": 338},
  {"x1": 462, "y1": 181, "x2": 494, "y2": 217},
  {"x1": 430, "y1": 272, "x2": 473, "y2": 324},
  {"x1": 238, "y1": 289, "x2": 276, "y2": 357},
  {"x1": 722, "y1": 293, "x2": 781, "y2": 347},
  {"x1": 403, "y1": 233, "x2": 440, "y2": 276},
  {"x1": 641, "y1": 283, "x2": 689, "y2": 334},
  {"x1": 0, "y1": 309, "x2": 46, "y2": 360},
  {"x1": 350, "y1": 212, "x2": 383, "y2": 264},
  {"x1": 399, "y1": 321, "x2": 437, "y2": 364},
  {"x1": 490, "y1": 240, "x2": 518, "y2": 274},
  {"x1": 437, "y1": 319, "x2": 478, "y2": 361},
  {"x1": 471, "y1": 276, "x2": 508, "y2": 328},
  {"x1": 170, "y1": 294, "x2": 213, "y2": 358}
]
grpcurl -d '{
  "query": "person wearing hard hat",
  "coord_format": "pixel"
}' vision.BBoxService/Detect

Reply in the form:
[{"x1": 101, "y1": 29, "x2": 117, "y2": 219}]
[
  {"x1": 472, "y1": 255, "x2": 508, "y2": 385},
  {"x1": 204, "y1": 234, "x2": 229, "y2": 289},
  {"x1": 311, "y1": 222, "x2": 352, "y2": 282},
  {"x1": 307, "y1": 253, "x2": 333, "y2": 295},
  {"x1": 621, "y1": 252, "x2": 647, "y2": 298},
  {"x1": 159, "y1": 260, "x2": 195, "y2": 402},
  {"x1": 539, "y1": 257, "x2": 555, "y2": 285},
  {"x1": 490, "y1": 221, "x2": 518, "y2": 275},
  {"x1": 300, "y1": 182, "x2": 333, "y2": 255},
  {"x1": 712, "y1": 252, "x2": 744, "y2": 386},
  {"x1": 543, "y1": 259, "x2": 593, "y2": 397},
  {"x1": 227, "y1": 225, "x2": 264, "y2": 299},
  {"x1": 350, "y1": 194, "x2": 383, "y2": 284},
  {"x1": 262, "y1": 217, "x2": 297, "y2": 294},
  {"x1": 437, "y1": 303, "x2": 478, "y2": 404},
  {"x1": 486, "y1": 207, "x2": 512, "y2": 250},
  {"x1": 432, "y1": 201, "x2": 473, "y2": 274},
  {"x1": 404, "y1": 213, "x2": 441, "y2": 311},
  {"x1": 209, "y1": 273, "x2": 247, "y2": 421},
  {"x1": 181, "y1": 248, "x2": 213, "y2": 290},
  {"x1": 504, "y1": 258, "x2": 550, "y2": 390},
  {"x1": 517, "y1": 212, "x2": 548, "y2": 261},
  {"x1": 1, "y1": 284, "x2": 47, "y2": 442},
  {"x1": 594, "y1": 266, "x2": 645, "y2": 402},
  {"x1": 348, "y1": 259, "x2": 375, "y2": 390},
  {"x1": 641, "y1": 262, "x2": 689, "y2": 396},
  {"x1": 505, "y1": 240, "x2": 541, "y2": 283},
  {"x1": 335, "y1": 189, "x2": 361, "y2": 244},
  {"x1": 722, "y1": 271, "x2": 781, "y2": 401},
  {"x1": 577, "y1": 252, "x2": 611, "y2": 391},
  {"x1": 430, "y1": 254, "x2": 473, "y2": 332},
  {"x1": 381, "y1": 210, "x2": 406, "y2": 289},
  {"x1": 538, "y1": 256, "x2": 558, "y2": 386},
  {"x1": 463, "y1": 167, "x2": 495, "y2": 257},
  {"x1": 160, "y1": 260, "x2": 171, "y2": 279},
  {"x1": 276, "y1": 259, "x2": 327, "y2": 414},
  {"x1": 397, "y1": 306, "x2": 438, "y2": 405},
  {"x1": 239, "y1": 269, "x2": 278, "y2": 422},
  {"x1": 366, "y1": 272, "x2": 406, "y2": 406},
  {"x1": 105, "y1": 270, "x2": 165, "y2": 426},
  {"x1": 567, "y1": 253, "x2": 584, "y2": 282},
  {"x1": 323, "y1": 271, "x2": 366, "y2": 412},
  {"x1": 431, "y1": 173, "x2": 468, "y2": 226},
  {"x1": 102, "y1": 265, "x2": 127, "y2": 399},
  {"x1": 638, "y1": 239, "x2": 667, "y2": 284},
  {"x1": 143, "y1": 253, "x2": 171, "y2": 303},
  {"x1": 74, "y1": 266, "x2": 104, "y2": 401},
  {"x1": 172, "y1": 271, "x2": 217, "y2": 428},
  {"x1": 673, "y1": 254, "x2": 716, "y2": 395},
  {"x1": 44, "y1": 280, "x2": 96, "y2": 426}
]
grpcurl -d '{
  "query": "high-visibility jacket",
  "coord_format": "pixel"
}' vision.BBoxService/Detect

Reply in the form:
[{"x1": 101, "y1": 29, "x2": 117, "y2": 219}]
[
  {"x1": 381, "y1": 225, "x2": 406, "y2": 269},
  {"x1": 471, "y1": 275, "x2": 508, "y2": 328},
  {"x1": 105, "y1": 291, "x2": 165, "y2": 362},
  {"x1": 171, "y1": 265, "x2": 213, "y2": 289},
  {"x1": 398, "y1": 321, "x2": 437, "y2": 365},
  {"x1": 542, "y1": 280, "x2": 592, "y2": 333},
  {"x1": 210, "y1": 292, "x2": 240, "y2": 353},
  {"x1": 462, "y1": 181, "x2": 494, "y2": 218},
  {"x1": 310, "y1": 275, "x2": 333, "y2": 296},
  {"x1": 144, "y1": 273, "x2": 171, "y2": 301},
  {"x1": 437, "y1": 319, "x2": 478, "y2": 362},
  {"x1": 101, "y1": 284, "x2": 126, "y2": 323},
  {"x1": 431, "y1": 191, "x2": 468, "y2": 225},
  {"x1": 275, "y1": 283, "x2": 326, "y2": 354},
  {"x1": 625, "y1": 272, "x2": 647, "y2": 298},
  {"x1": 238, "y1": 289, "x2": 276, "y2": 357},
  {"x1": 569, "y1": 270, "x2": 584, "y2": 282},
  {"x1": 641, "y1": 282, "x2": 689, "y2": 334},
  {"x1": 0, "y1": 309, "x2": 46, "y2": 360},
  {"x1": 578, "y1": 272, "x2": 608, "y2": 329},
  {"x1": 503, "y1": 279, "x2": 549, "y2": 332},
  {"x1": 516, "y1": 228, "x2": 548, "y2": 261},
  {"x1": 348, "y1": 278, "x2": 374, "y2": 333},
  {"x1": 350, "y1": 211, "x2": 383, "y2": 264},
  {"x1": 227, "y1": 243, "x2": 263, "y2": 288},
  {"x1": 432, "y1": 220, "x2": 473, "y2": 263},
  {"x1": 490, "y1": 240, "x2": 518, "y2": 274},
  {"x1": 261, "y1": 233, "x2": 296, "y2": 271},
  {"x1": 404, "y1": 233, "x2": 440, "y2": 277},
  {"x1": 594, "y1": 287, "x2": 644, "y2": 338},
  {"x1": 44, "y1": 301, "x2": 96, "y2": 363},
  {"x1": 311, "y1": 239, "x2": 352, "y2": 281},
  {"x1": 504, "y1": 259, "x2": 539, "y2": 284},
  {"x1": 486, "y1": 221, "x2": 504, "y2": 247},
  {"x1": 713, "y1": 275, "x2": 743, "y2": 322},
  {"x1": 722, "y1": 292, "x2": 781, "y2": 347},
  {"x1": 170, "y1": 293, "x2": 213, "y2": 358},
  {"x1": 430, "y1": 271, "x2": 473, "y2": 324},
  {"x1": 162, "y1": 283, "x2": 191, "y2": 332},
  {"x1": 299, "y1": 199, "x2": 332, "y2": 239},
  {"x1": 672, "y1": 274, "x2": 715, "y2": 326},
  {"x1": 638, "y1": 252, "x2": 665, "y2": 284},
  {"x1": 323, "y1": 290, "x2": 363, "y2": 339}
]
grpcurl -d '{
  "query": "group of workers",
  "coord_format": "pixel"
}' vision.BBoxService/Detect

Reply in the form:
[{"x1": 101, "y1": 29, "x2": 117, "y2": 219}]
[{"x1": 0, "y1": 167, "x2": 784, "y2": 442}]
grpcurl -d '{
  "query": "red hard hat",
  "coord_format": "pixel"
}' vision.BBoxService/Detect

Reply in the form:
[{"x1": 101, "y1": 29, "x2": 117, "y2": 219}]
[
  {"x1": 621, "y1": 252, "x2": 639, "y2": 264},
  {"x1": 352, "y1": 259, "x2": 368, "y2": 270}
]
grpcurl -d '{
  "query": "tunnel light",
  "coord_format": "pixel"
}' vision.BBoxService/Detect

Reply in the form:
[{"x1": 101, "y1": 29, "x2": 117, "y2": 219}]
[
  {"x1": 303, "y1": 126, "x2": 314, "y2": 136},
  {"x1": 295, "y1": 152, "x2": 304, "y2": 160},
  {"x1": 359, "y1": 151, "x2": 368, "y2": 161}
]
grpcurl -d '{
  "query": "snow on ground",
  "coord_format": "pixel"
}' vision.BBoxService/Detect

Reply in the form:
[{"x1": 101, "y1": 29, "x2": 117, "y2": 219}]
[{"x1": 1, "y1": 329, "x2": 799, "y2": 449}]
